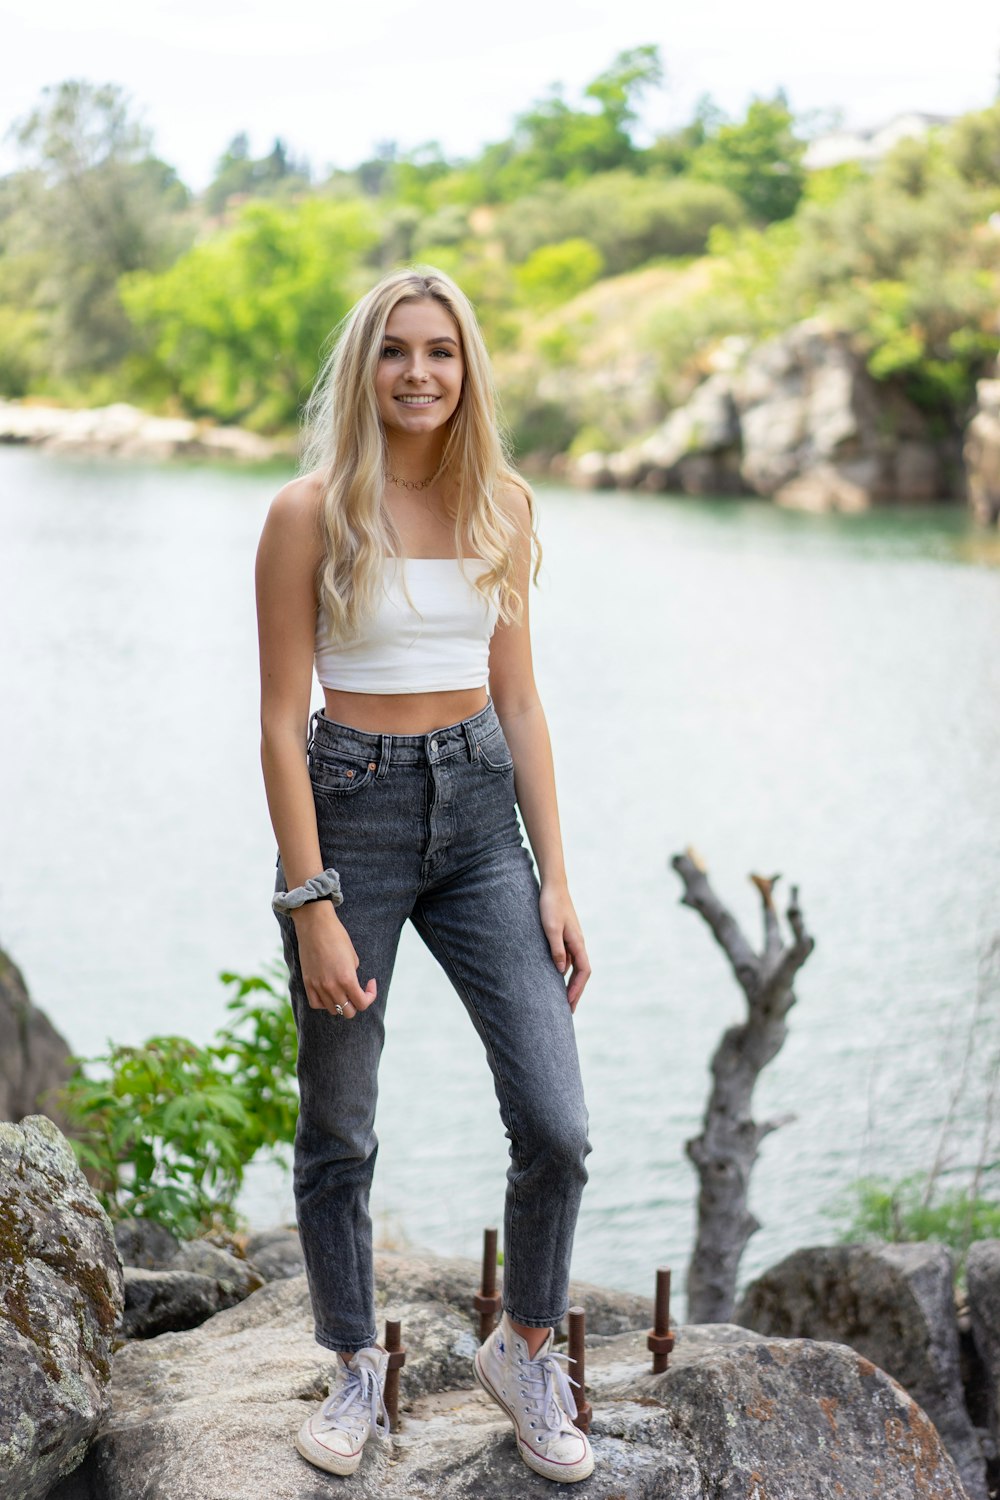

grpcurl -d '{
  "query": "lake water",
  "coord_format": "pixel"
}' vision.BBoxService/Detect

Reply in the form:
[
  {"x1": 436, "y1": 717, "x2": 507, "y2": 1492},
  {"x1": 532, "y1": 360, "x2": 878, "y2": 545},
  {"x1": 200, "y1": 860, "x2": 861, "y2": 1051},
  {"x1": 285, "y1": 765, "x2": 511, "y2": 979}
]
[{"x1": 2, "y1": 445, "x2": 999, "y2": 1315}]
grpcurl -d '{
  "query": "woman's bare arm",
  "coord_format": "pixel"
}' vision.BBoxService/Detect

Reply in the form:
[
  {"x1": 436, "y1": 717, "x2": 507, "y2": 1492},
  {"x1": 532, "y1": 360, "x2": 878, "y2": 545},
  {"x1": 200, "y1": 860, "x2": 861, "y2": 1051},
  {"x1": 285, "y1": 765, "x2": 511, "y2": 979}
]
[
  {"x1": 255, "y1": 477, "x2": 376, "y2": 1018},
  {"x1": 487, "y1": 489, "x2": 591, "y2": 1011}
]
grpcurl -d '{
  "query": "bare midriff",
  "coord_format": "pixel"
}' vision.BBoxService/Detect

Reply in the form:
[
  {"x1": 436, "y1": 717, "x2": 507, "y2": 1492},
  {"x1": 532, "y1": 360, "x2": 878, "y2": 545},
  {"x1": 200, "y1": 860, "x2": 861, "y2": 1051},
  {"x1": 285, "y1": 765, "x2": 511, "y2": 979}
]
[{"x1": 321, "y1": 686, "x2": 489, "y2": 736}]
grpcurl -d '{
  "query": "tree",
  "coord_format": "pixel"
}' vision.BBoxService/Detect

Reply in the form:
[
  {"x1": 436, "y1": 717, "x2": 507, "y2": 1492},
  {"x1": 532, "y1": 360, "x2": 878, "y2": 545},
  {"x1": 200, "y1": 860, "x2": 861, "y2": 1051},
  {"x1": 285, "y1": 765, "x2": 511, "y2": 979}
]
[
  {"x1": 474, "y1": 45, "x2": 664, "y2": 199},
  {"x1": 691, "y1": 94, "x2": 806, "y2": 223},
  {"x1": 204, "y1": 133, "x2": 310, "y2": 214},
  {"x1": 121, "y1": 197, "x2": 378, "y2": 428},
  {"x1": 6, "y1": 80, "x2": 190, "y2": 380}
]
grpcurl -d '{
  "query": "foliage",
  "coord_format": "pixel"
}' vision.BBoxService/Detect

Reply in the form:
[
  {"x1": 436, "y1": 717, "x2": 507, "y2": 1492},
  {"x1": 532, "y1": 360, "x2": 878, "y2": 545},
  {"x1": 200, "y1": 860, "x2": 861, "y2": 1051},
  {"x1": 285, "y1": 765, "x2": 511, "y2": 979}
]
[
  {"x1": 498, "y1": 172, "x2": 743, "y2": 274},
  {"x1": 689, "y1": 94, "x2": 807, "y2": 222},
  {"x1": 121, "y1": 197, "x2": 378, "y2": 428},
  {"x1": 828, "y1": 1173, "x2": 1000, "y2": 1283},
  {"x1": 60, "y1": 963, "x2": 298, "y2": 1240},
  {"x1": 471, "y1": 46, "x2": 664, "y2": 201},
  {"x1": 204, "y1": 132, "x2": 311, "y2": 214},
  {"x1": 5, "y1": 80, "x2": 191, "y2": 382},
  {"x1": 515, "y1": 239, "x2": 604, "y2": 309}
]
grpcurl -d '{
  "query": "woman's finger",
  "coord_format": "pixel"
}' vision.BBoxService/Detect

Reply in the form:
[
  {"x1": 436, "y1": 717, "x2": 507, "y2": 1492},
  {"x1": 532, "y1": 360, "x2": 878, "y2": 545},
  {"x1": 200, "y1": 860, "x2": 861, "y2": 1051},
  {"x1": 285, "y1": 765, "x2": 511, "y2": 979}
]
[{"x1": 543, "y1": 921, "x2": 568, "y2": 974}]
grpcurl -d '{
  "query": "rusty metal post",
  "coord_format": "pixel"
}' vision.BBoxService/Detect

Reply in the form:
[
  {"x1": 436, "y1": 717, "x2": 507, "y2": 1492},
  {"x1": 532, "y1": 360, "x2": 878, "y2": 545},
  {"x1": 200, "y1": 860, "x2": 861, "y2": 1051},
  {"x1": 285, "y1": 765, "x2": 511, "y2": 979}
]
[
  {"x1": 383, "y1": 1318, "x2": 406, "y2": 1432},
  {"x1": 647, "y1": 1267, "x2": 675, "y2": 1374},
  {"x1": 473, "y1": 1226, "x2": 502, "y2": 1341},
  {"x1": 567, "y1": 1305, "x2": 592, "y2": 1434}
]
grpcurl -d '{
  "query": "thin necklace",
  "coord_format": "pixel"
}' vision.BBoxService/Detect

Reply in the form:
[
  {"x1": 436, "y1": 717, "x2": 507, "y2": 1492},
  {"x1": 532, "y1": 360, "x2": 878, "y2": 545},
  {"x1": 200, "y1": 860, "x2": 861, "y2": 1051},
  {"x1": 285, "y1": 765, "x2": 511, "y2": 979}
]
[{"x1": 385, "y1": 460, "x2": 444, "y2": 492}]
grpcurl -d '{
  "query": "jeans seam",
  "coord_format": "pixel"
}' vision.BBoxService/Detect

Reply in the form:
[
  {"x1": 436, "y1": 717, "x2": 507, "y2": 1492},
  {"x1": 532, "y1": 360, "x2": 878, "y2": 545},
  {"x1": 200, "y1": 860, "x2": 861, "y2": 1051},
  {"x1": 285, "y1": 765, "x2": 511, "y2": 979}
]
[{"x1": 411, "y1": 907, "x2": 525, "y2": 1255}]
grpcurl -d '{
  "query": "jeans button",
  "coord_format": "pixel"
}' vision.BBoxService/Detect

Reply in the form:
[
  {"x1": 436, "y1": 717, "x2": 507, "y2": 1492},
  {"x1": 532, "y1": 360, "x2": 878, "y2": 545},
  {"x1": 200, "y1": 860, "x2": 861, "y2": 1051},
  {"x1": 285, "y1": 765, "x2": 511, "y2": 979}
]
[{"x1": 430, "y1": 739, "x2": 438, "y2": 752}]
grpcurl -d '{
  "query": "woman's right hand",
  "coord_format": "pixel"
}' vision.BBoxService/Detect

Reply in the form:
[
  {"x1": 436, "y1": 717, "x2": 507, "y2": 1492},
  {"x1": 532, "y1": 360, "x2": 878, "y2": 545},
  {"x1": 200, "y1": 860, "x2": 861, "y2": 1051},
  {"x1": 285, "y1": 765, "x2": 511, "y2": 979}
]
[{"x1": 291, "y1": 902, "x2": 377, "y2": 1019}]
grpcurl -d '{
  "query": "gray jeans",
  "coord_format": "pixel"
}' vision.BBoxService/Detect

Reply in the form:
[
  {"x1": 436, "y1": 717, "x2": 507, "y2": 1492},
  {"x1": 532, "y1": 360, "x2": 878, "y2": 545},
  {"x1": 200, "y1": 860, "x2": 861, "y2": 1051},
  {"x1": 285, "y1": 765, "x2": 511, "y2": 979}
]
[{"x1": 274, "y1": 699, "x2": 591, "y2": 1353}]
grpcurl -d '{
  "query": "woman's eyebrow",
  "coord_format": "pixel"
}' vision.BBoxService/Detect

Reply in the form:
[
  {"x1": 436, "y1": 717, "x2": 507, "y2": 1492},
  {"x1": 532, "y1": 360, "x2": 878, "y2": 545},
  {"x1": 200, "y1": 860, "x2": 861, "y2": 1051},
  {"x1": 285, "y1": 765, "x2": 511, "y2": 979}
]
[{"x1": 382, "y1": 333, "x2": 460, "y2": 347}]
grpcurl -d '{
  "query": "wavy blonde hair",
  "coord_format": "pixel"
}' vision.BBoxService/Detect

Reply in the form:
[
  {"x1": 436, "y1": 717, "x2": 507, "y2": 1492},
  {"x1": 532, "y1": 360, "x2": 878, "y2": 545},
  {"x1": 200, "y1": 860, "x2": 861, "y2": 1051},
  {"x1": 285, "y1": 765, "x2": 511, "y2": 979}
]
[{"x1": 300, "y1": 266, "x2": 540, "y2": 645}]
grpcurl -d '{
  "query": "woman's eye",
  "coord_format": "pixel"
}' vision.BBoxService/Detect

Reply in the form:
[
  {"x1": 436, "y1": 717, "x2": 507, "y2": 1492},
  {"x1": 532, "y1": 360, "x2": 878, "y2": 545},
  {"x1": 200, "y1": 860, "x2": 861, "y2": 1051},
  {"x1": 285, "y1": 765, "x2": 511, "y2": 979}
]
[{"x1": 381, "y1": 346, "x2": 402, "y2": 358}]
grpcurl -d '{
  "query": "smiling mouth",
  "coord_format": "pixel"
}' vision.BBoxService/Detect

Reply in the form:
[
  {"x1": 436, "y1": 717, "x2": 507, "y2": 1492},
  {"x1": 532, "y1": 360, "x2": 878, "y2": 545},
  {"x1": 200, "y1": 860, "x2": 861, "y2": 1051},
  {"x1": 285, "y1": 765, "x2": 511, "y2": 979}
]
[{"x1": 395, "y1": 395, "x2": 440, "y2": 405}]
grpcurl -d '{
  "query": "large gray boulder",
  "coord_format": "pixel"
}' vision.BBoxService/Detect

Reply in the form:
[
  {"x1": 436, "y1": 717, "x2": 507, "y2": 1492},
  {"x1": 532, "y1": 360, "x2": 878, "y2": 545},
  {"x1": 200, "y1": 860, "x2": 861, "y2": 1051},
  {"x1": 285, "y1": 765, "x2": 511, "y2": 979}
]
[
  {"x1": 571, "y1": 319, "x2": 949, "y2": 508},
  {"x1": 967, "y1": 1240, "x2": 1000, "y2": 1451},
  {"x1": 0, "y1": 1115, "x2": 124, "y2": 1500},
  {"x1": 52, "y1": 1253, "x2": 970, "y2": 1499},
  {"x1": 736, "y1": 1241, "x2": 986, "y2": 1500},
  {"x1": 0, "y1": 946, "x2": 73, "y2": 1127},
  {"x1": 121, "y1": 1239, "x2": 265, "y2": 1338}
]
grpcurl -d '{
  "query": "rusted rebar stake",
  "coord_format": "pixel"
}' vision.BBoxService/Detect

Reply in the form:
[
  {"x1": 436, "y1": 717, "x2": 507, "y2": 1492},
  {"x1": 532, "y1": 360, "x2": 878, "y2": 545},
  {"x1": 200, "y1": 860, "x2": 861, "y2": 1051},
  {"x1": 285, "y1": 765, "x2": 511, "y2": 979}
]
[
  {"x1": 567, "y1": 1306, "x2": 592, "y2": 1434},
  {"x1": 647, "y1": 1267, "x2": 675, "y2": 1375},
  {"x1": 383, "y1": 1318, "x2": 406, "y2": 1432},
  {"x1": 473, "y1": 1226, "x2": 502, "y2": 1341}
]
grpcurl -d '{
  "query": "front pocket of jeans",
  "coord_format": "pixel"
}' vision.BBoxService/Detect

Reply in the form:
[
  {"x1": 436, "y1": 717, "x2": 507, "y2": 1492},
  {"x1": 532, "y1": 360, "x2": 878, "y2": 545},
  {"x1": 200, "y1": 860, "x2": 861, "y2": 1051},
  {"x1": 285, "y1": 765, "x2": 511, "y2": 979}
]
[
  {"x1": 477, "y1": 728, "x2": 514, "y2": 774},
  {"x1": 309, "y1": 753, "x2": 375, "y2": 796}
]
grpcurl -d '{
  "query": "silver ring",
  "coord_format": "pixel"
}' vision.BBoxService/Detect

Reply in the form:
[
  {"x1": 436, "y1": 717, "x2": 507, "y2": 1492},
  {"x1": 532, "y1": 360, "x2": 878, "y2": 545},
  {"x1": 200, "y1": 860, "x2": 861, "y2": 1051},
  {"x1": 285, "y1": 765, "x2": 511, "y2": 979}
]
[{"x1": 334, "y1": 1004, "x2": 344, "y2": 1017}]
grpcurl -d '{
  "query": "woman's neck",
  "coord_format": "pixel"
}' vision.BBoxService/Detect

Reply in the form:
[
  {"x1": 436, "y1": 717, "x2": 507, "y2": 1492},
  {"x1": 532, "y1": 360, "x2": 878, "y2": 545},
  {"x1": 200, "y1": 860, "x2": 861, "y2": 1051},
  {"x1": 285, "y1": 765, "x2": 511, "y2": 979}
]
[{"x1": 385, "y1": 432, "x2": 447, "y2": 483}]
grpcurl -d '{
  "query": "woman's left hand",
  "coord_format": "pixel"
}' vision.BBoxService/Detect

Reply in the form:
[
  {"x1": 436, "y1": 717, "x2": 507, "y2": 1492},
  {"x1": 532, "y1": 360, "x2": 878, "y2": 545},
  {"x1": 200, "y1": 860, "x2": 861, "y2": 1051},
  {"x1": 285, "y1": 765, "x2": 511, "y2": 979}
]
[{"x1": 539, "y1": 882, "x2": 591, "y2": 1013}]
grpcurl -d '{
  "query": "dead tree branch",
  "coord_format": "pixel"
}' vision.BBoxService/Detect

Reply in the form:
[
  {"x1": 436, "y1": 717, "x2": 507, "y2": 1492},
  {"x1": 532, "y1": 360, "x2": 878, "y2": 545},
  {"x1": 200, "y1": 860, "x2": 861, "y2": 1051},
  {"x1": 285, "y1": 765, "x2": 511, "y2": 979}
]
[{"x1": 674, "y1": 847, "x2": 815, "y2": 1323}]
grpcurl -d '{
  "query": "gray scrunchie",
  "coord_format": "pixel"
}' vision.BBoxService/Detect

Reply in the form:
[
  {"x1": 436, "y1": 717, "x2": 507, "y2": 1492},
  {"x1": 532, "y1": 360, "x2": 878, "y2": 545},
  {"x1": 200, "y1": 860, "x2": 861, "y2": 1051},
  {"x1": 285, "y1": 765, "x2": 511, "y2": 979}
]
[{"x1": 272, "y1": 867, "x2": 344, "y2": 914}]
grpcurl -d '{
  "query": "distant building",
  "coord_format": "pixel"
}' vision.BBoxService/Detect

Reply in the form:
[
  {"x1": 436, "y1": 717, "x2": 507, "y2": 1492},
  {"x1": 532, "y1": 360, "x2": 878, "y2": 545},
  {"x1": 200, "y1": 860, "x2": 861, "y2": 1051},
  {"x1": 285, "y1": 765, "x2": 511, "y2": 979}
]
[{"x1": 803, "y1": 111, "x2": 955, "y2": 170}]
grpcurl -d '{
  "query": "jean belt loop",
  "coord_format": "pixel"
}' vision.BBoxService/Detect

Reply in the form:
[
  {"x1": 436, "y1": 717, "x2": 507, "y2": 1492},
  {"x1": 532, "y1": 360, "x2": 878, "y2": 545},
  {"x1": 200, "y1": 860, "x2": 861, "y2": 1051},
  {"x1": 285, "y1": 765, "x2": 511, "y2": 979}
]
[
  {"x1": 306, "y1": 707, "x2": 321, "y2": 756},
  {"x1": 462, "y1": 719, "x2": 477, "y2": 762},
  {"x1": 377, "y1": 732, "x2": 392, "y2": 780}
]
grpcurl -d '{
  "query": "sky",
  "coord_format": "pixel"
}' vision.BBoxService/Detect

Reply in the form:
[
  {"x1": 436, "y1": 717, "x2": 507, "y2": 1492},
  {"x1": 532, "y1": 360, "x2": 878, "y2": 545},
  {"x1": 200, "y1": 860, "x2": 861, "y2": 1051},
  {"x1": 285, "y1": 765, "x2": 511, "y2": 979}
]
[{"x1": 1, "y1": 0, "x2": 998, "y2": 189}]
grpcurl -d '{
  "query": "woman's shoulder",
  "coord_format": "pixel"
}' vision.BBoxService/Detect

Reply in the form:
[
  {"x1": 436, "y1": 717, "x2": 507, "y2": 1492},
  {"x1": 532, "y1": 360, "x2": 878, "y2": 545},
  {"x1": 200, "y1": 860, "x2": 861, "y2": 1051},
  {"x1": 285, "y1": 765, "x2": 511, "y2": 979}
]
[
  {"x1": 493, "y1": 475, "x2": 532, "y2": 535},
  {"x1": 263, "y1": 468, "x2": 327, "y2": 545}
]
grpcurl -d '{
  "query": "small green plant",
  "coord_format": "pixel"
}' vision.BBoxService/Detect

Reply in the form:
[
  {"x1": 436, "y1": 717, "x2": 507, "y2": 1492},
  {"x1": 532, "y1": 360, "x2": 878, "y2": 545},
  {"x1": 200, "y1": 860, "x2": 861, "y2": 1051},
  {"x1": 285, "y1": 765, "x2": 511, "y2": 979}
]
[
  {"x1": 826, "y1": 1170, "x2": 1000, "y2": 1283},
  {"x1": 61, "y1": 960, "x2": 298, "y2": 1240}
]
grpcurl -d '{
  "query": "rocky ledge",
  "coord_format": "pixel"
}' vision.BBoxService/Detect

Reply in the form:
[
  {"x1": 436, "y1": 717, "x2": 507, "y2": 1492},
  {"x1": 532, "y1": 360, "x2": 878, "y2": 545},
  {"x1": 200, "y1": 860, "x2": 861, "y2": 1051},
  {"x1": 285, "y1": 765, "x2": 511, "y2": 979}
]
[
  {"x1": 0, "y1": 400, "x2": 293, "y2": 464},
  {"x1": 569, "y1": 320, "x2": 969, "y2": 513}
]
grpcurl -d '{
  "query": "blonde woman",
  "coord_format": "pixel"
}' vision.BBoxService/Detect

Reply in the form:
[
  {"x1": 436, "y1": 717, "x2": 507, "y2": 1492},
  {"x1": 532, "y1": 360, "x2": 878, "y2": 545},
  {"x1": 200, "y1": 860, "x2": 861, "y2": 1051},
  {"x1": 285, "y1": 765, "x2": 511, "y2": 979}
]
[{"x1": 255, "y1": 267, "x2": 593, "y2": 1484}]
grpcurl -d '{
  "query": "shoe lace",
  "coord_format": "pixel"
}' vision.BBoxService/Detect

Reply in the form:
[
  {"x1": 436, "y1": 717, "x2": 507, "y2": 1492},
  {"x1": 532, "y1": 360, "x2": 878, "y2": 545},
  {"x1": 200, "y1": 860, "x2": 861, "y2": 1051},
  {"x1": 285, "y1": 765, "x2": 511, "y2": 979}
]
[
  {"x1": 317, "y1": 1364, "x2": 390, "y2": 1442},
  {"x1": 518, "y1": 1348, "x2": 580, "y2": 1441}
]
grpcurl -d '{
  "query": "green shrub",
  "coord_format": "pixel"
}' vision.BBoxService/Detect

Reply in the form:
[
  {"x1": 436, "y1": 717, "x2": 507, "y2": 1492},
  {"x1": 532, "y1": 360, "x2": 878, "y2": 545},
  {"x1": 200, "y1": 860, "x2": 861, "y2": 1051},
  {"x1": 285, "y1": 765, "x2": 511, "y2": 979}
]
[
  {"x1": 827, "y1": 1171, "x2": 1000, "y2": 1284},
  {"x1": 61, "y1": 962, "x2": 298, "y2": 1240}
]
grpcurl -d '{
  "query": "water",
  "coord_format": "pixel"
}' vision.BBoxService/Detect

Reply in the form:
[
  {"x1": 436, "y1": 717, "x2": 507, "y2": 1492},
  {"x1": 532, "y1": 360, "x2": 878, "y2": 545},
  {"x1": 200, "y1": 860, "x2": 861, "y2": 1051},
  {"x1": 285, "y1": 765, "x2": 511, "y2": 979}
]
[{"x1": 2, "y1": 445, "x2": 999, "y2": 1314}]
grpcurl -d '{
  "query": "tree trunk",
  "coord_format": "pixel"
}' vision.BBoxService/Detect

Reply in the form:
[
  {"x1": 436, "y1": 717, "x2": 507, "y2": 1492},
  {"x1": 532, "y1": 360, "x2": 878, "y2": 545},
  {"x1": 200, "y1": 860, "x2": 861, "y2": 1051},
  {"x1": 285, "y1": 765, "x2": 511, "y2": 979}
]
[{"x1": 673, "y1": 849, "x2": 814, "y2": 1323}]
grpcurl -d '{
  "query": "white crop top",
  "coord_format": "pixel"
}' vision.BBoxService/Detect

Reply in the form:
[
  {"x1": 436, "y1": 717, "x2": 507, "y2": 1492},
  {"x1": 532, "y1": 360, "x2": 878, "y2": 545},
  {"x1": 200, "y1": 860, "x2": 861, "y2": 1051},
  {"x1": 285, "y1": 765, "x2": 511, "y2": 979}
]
[{"x1": 314, "y1": 557, "x2": 500, "y2": 694}]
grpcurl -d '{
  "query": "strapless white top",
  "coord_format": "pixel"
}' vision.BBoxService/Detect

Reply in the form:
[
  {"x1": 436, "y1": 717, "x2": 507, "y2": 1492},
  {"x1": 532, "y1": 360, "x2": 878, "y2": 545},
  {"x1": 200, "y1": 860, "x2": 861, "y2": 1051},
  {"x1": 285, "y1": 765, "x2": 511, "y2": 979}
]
[{"x1": 314, "y1": 557, "x2": 500, "y2": 694}]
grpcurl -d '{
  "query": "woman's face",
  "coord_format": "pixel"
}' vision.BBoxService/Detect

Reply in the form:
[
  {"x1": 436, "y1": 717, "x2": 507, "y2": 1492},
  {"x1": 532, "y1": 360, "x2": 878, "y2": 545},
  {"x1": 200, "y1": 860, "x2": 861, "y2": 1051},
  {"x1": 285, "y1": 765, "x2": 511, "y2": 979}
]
[{"x1": 374, "y1": 297, "x2": 465, "y2": 439}]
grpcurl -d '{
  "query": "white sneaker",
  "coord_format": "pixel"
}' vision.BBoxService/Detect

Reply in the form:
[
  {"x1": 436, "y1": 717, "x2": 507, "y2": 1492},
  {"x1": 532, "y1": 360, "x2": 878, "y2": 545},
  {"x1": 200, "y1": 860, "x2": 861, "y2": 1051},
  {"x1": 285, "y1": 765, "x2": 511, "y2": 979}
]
[
  {"x1": 474, "y1": 1312, "x2": 594, "y2": 1483},
  {"x1": 295, "y1": 1345, "x2": 390, "y2": 1476}
]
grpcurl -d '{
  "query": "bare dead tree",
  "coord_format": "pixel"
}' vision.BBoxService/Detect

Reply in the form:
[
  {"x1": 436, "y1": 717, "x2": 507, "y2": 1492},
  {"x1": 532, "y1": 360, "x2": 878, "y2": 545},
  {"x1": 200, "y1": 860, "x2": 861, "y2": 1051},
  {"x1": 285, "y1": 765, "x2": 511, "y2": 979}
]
[{"x1": 674, "y1": 847, "x2": 815, "y2": 1324}]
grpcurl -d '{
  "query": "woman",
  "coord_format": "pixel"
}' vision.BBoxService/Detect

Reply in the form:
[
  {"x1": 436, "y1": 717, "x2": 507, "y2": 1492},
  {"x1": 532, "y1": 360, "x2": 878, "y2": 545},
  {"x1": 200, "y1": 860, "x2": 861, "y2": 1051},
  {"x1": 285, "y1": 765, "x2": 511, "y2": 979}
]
[{"x1": 255, "y1": 267, "x2": 594, "y2": 1484}]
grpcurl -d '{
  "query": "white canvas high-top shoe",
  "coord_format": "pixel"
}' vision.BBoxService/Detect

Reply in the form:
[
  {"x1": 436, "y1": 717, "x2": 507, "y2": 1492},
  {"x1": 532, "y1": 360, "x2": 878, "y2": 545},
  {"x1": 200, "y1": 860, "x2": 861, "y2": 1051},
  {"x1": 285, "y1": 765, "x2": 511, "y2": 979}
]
[
  {"x1": 474, "y1": 1312, "x2": 594, "y2": 1483},
  {"x1": 295, "y1": 1345, "x2": 390, "y2": 1476}
]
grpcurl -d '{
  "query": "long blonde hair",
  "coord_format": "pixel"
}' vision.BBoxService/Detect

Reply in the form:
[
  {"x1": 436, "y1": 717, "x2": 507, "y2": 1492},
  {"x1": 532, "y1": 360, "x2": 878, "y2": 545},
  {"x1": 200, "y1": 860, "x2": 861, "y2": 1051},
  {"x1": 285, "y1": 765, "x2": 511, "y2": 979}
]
[{"x1": 300, "y1": 266, "x2": 540, "y2": 644}]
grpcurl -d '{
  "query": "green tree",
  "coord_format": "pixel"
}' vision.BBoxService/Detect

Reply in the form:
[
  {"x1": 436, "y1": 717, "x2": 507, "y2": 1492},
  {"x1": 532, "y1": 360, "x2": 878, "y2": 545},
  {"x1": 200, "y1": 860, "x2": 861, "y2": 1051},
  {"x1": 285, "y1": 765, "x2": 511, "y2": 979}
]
[
  {"x1": 515, "y1": 238, "x2": 604, "y2": 309},
  {"x1": 203, "y1": 132, "x2": 310, "y2": 214},
  {"x1": 690, "y1": 94, "x2": 806, "y2": 222},
  {"x1": 473, "y1": 45, "x2": 664, "y2": 200},
  {"x1": 6, "y1": 80, "x2": 190, "y2": 382},
  {"x1": 121, "y1": 196, "x2": 377, "y2": 428}
]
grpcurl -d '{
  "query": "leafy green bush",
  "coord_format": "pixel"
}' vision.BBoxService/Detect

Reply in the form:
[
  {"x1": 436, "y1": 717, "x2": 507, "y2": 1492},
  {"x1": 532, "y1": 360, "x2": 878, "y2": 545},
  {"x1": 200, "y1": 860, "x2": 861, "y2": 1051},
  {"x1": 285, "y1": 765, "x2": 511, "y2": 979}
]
[
  {"x1": 827, "y1": 1171, "x2": 1000, "y2": 1284},
  {"x1": 515, "y1": 239, "x2": 604, "y2": 309},
  {"x1": 61, "y1": 963, "x2": 298, "y2": 1240}
]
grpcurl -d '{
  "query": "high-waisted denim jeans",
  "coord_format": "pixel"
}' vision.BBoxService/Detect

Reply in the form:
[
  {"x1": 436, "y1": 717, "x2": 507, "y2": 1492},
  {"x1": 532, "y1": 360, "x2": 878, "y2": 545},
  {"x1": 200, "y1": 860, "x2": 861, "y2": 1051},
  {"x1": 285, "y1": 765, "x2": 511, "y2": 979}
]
[{"x1": 273, "y1": 698, "x2": 591, "y2": 1354}]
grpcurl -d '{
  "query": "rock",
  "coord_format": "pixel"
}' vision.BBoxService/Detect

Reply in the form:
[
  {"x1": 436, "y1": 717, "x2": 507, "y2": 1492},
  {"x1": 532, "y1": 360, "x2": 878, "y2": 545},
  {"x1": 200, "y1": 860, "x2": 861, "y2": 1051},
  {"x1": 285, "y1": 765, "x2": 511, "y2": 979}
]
[
  {"x1": 967, "y1": 1241, "x2": 1000, "y2": 1450},
  {"x1": 112, "y1": 1218, "x2": 180, "y2": 1272},
  {"x1": 169, "y1": 1240, "x2": 264, "y2": 1301},
  {"x1": 572, "y1": 319, "x2": 953, "y2": 506},
  {"x1": 736, "y1": 1241, "x2": 987, "y2": 1500},
  {"x1": 244, "y1": 1226, "x2": 306, "y2": 1281},
  {"x1": 0, "y1": 399, "x2": 292, "y2": 464},
  {"x1": 0, "y1": 944, "x2": 73, "y2": 1127},
  {"x1": 122, "y1": 1249, "x2": 264, "y2": 1340},
  {"x1": 965, "y1": 377, "x2": 1000, "y2": 525},
  {"x1": 735, "y1": 320, "x2": 942, "y2": 508},
  {"x1": 0, "y1": 1114, "x2": 123, "y2": 1500},
  {"x1": 53, "y1": 1268, "x2": 971, "y2": 1499}
]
